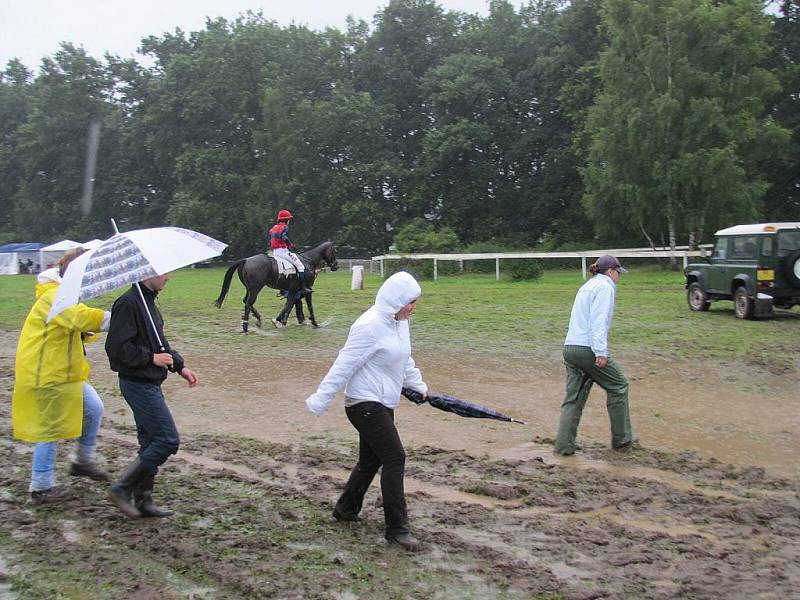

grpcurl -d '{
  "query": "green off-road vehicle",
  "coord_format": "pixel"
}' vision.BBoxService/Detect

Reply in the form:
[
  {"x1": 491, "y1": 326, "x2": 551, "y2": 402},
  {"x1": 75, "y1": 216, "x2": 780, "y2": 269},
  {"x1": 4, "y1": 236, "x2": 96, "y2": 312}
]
[{"x1": 685, "y1": 223, "x2": 800, "y2": 319}]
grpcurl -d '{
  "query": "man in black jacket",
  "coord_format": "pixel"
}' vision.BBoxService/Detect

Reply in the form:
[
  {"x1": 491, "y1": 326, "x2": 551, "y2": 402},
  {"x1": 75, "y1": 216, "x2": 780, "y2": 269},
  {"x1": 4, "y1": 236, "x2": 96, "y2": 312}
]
[{"x1": 105, "y1": 273, "x2": 198, "y2": 518}]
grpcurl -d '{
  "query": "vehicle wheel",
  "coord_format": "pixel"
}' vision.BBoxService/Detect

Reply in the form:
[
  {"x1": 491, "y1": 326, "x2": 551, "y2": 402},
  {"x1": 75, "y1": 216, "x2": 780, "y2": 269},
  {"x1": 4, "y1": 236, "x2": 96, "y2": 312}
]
[
  {"x1": 687, "y1": 282, "x2": 710, "y2": 312},
  {"x1": 784, "y1": 249, "x2": 800, "y2": 286},
  {"x1": 733, "y1": 286, "x2": 754, "y2": 320}
]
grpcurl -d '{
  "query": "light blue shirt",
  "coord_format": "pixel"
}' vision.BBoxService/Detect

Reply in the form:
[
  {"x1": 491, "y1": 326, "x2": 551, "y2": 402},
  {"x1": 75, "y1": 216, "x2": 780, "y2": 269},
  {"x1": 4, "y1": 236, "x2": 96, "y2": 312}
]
[{"x1": 564, "y1": 273, "x2": 616, "y2": 357}]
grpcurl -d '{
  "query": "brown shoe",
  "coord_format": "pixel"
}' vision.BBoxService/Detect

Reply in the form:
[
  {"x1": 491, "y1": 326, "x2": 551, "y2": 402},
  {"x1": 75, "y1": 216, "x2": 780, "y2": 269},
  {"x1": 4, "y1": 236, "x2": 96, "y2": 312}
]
[
  {"x1": 69, "y1": 461, "x2": 110, "y2": 481},
  {"x1": 385, "y1": 532, "x2": 422, "y2": 552},
  {"x1": 613, "y1": 439, "x2": 641, "y2": 453},
  {"x1": 30, "y1": 487, "x2": 67, "y2": 504}
]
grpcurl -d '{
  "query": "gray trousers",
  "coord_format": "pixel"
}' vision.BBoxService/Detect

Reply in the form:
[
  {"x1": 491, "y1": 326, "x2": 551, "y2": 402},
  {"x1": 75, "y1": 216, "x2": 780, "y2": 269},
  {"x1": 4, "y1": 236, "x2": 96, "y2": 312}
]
[{"x1": 554, "y1": 345, "x2": 633, "y2": 455}]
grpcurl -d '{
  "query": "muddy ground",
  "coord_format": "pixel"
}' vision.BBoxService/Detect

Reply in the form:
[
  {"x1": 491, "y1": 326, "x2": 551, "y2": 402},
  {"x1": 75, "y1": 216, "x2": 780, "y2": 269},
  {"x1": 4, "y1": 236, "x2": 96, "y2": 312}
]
[{"x1": 1, "y1": 328, "x2": 799, "y2": 599}]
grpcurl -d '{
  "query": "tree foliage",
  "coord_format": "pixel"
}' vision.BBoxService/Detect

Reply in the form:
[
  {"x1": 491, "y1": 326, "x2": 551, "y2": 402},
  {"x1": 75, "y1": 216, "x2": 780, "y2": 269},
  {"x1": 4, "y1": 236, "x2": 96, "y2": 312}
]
[
  {"x1": 0, "y1": 0, "x2": 795, "y2": 255},
  {"x1": 581, "y1": 0, "x2": 789, "y2": 247}
]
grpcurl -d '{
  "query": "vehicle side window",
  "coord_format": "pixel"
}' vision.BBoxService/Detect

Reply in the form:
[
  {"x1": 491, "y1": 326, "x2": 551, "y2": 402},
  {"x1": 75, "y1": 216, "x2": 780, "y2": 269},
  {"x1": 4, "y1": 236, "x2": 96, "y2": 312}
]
[
  {"x1": 777, "y1": 231, "x2": 800, "y2": 257},
  {"x1": 761, "y1": 236, "x2": 774, "y2": 257},
  {"x1": 731, "y1": 236, "x2": 758, "y2": 259},
  {"x1": 712, "y1": 237, "x2": 729, "y2": 260}
]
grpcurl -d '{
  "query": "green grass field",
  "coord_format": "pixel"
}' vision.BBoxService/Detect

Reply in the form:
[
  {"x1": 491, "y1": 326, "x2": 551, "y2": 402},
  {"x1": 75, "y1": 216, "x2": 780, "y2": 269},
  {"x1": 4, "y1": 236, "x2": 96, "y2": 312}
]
[{"x1": 2, "y1": 267, "x2": 798, "y2": 366}]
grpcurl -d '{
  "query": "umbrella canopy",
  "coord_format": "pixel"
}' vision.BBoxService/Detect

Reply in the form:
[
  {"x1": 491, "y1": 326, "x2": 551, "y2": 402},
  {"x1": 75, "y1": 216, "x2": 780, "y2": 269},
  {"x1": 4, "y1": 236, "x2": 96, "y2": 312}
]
[
  {"x1": 48, "y1": 226, "x2": 227, "y2": 322},
  {"x1": 402, "y1": 387, "x2": 526, "y2": 425}
]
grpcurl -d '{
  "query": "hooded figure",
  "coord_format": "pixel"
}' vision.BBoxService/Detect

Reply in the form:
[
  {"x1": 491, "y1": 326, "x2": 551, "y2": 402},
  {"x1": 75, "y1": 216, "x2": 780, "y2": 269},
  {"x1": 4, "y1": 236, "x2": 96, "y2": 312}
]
[
  {"x1": 306, "y1": 271, "x2": 427, "y2": 551},
  {"x1": 12, "y1": 249, "x2": 111, "y2": 501}
]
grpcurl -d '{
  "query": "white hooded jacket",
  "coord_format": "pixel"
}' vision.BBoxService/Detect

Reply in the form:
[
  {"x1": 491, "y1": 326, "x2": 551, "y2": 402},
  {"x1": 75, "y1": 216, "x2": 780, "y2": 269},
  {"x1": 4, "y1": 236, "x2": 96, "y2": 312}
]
[{"x1": 305, "y1": 271, "x2": 427, "y2": 416}]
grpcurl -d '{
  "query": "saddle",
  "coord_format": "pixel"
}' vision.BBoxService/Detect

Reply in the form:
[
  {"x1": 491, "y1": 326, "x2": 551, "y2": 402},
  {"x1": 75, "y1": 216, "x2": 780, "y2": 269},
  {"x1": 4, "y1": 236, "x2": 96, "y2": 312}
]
[{"x1": 272, "y1": 254, "x2": 298, "y2": 276}]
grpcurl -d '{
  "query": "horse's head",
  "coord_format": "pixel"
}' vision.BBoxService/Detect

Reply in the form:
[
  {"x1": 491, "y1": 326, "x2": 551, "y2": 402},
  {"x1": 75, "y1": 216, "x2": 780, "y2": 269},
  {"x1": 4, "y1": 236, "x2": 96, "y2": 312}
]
[{"x1": 324, "y1": 242, "x2": 339, "y2": 271}]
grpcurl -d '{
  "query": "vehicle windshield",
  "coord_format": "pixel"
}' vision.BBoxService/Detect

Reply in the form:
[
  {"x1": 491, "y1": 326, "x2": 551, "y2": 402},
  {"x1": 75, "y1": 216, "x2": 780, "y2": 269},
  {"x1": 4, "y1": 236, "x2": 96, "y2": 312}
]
[{"x1": 777, "y1": 231, "x2": 800, "y2": 257}]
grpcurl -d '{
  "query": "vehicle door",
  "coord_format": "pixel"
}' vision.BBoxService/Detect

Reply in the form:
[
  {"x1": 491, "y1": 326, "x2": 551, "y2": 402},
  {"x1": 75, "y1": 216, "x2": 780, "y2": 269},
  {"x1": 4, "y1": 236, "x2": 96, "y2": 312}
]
[{"x1": 706, "y1": 236, "x2": 731, "y2": 293}]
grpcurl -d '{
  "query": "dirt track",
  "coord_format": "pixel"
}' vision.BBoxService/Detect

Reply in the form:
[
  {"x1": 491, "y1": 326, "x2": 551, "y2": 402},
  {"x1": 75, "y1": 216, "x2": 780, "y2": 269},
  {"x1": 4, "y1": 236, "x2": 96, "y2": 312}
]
[{"x1": 1, "y1": 330, "x2": 799, "y2": 598}]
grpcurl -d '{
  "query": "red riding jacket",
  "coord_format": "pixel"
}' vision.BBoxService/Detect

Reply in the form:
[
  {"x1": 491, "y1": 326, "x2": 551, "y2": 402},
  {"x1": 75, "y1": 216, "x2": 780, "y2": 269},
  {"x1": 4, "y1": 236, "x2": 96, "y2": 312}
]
[{"x1": 269, "y1": 222, "x2": 294, "y2": 250}]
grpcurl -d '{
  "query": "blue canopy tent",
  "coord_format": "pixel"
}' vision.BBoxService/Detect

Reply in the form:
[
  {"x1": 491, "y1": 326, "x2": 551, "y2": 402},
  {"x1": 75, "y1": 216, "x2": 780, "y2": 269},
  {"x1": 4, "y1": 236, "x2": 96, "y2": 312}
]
[{"x1": 0, "y1": 242, "x2": 46, "y2": 274}]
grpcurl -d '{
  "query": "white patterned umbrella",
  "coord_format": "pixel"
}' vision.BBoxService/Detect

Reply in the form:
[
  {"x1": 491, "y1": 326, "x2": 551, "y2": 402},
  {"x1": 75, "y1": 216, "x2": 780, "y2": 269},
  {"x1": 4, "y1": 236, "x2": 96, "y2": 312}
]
[{"x1": 48, "y1": 226, "x2": 227, "y2": 323}]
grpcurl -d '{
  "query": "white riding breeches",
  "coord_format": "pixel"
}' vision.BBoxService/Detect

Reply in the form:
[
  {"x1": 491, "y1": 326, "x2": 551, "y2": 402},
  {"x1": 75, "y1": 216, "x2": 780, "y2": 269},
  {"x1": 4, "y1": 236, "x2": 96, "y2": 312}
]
[{"x1": 273, "y1": 248, "x2": 305, "y2": 273}]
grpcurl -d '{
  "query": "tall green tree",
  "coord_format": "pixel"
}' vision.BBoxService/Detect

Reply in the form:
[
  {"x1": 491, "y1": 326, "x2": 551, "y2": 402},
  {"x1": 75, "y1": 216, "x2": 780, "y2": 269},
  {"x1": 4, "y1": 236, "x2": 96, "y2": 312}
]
[
  {"x1": 761, "y1": 0, "x2": 800, "y2": 221},
  {"x1": 11, "y1": 44, "x2": 122, "y2": 241},
  {"x1": 0, "y1": 59, "x2": 33, "y2": 241},
  {"x1": 582, "y1": 0, "x2": 789, "y2": 248}
]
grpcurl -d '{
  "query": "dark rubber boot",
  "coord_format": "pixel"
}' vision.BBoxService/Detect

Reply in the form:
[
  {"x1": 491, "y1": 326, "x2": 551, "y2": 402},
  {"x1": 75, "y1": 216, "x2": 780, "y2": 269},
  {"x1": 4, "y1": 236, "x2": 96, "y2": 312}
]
[
  {"x1": 298, "y1": 272, "x2": 312, "y2": 294},
  {"x1": 135, "y1": 473, "x2": 174, "y2": 518},
  {"x1": 108, "y1": 458, "x2": 150, "y2": 518}
]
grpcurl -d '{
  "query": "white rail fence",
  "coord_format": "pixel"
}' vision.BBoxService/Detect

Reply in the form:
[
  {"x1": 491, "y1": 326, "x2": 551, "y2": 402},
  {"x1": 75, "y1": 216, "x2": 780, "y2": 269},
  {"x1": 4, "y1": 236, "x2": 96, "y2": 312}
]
[{"x1": 369, "y1": 246, "x2": 712, "y2": 281}]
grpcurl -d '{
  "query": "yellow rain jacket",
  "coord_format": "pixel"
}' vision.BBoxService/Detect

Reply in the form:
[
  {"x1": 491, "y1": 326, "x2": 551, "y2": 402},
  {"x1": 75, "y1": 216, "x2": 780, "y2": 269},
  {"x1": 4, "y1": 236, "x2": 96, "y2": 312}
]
[{"x1": 12, "y1": 275, "x2": 105, "y2": 442}]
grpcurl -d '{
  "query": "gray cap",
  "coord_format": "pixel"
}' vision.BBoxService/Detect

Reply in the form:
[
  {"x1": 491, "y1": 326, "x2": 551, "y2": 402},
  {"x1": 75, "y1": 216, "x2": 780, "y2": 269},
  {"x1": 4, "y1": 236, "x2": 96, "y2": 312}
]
[{"x1": 595, "y1": 254, "x2": 627, "y2": 273}]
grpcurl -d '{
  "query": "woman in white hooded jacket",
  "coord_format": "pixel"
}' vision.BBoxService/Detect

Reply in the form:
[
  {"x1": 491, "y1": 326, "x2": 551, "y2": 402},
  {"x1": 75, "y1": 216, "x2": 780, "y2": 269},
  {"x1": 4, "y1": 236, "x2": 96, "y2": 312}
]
[{"x1": 306, "y1": 271, "x2": 427, "y2": 551}]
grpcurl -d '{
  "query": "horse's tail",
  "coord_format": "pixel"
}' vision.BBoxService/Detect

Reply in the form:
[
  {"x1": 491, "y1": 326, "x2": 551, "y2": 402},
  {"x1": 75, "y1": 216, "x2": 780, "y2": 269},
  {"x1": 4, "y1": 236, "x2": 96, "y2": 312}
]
[{"x1": 214, "y1": 259, "x2": 246, "y2": 308}]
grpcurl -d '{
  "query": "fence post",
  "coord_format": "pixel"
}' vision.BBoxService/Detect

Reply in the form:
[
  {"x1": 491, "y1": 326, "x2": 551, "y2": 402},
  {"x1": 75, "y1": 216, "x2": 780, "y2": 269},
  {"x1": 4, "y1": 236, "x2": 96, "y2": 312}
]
[
  {"x1": 433, "y1": 258, "x2": 438, "y2": 281},
  {"x1": 581, "y1": 257, "x2": 587, "y2": 279},
  {"x1": 495, "y1": 258, "x2": 500, "y2": 281},
  {"x1": 380, "y1": 259, "x2": 384, "y2": 278}
]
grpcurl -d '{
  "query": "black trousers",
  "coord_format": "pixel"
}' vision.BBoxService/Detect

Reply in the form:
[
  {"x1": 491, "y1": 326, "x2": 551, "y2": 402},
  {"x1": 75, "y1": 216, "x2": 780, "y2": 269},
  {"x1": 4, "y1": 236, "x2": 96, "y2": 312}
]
[{"x1": 335, "y1": 401, "x2": 409, "y2": 535}]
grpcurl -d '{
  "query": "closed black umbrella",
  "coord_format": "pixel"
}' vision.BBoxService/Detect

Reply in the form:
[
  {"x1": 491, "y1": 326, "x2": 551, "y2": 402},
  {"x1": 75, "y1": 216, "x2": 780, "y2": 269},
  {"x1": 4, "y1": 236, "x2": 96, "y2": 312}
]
[{"x1": 402, "y1": 387, "x2": 526, "y2": 425}]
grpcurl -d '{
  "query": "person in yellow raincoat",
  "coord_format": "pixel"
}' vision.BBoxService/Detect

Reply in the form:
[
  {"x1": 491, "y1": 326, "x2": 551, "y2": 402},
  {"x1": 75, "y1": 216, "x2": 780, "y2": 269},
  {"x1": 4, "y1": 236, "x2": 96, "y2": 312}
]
[{"x1": 12, "y1": 247, "x2": 111, "y2": 502}]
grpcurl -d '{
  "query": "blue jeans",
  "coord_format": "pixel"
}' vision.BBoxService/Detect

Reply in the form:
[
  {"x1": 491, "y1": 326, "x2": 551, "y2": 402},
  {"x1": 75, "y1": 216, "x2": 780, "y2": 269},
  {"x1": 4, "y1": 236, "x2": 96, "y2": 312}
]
[
  {"x1": 119, "y1": 378, "x2": 180, "y2": 473},
  {"x1": 30, "y1": 383, "x2": 104, "y2": 492}
]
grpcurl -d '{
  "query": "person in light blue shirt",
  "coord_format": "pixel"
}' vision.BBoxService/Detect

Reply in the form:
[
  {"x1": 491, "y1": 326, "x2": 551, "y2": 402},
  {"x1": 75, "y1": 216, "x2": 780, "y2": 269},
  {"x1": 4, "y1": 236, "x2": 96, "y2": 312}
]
[{"x1": 554, "y1": 255, "x2": 634, "y2": 455}]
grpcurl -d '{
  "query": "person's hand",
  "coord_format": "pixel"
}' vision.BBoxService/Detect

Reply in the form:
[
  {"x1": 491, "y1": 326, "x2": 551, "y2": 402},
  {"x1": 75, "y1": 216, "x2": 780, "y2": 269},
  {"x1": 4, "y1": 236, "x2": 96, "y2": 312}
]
[
  {"x1": 153, "y1": 352, "x2": 173, "y2": 368},
  {"x1": 180, "y1": 367, "x2": 198, "y2": 387},
  {"x1": 305, "y1": 395, "x2": 326, "y2": 416},
  {"x1": 595, "y1": 356, "x2": 608, "y2": 368}
]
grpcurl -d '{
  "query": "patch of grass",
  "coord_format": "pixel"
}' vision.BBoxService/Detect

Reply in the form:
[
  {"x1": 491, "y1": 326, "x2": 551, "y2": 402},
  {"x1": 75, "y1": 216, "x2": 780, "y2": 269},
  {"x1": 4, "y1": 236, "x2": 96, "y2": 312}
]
[{"x1": 2, "y1": 266, "x2": 798, "y2": 367}]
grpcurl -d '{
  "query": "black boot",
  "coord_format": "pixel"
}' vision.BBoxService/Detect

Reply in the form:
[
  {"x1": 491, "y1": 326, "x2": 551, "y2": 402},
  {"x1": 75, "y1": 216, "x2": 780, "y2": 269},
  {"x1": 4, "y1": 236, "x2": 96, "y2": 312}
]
[
  {"x1": 108, "y1": 458, "x2": 150, "y2": 518},
  {"x1": 298, "y1": 271, "x2": 313, "y2": 294},
  {"x1": 385, "y1": 531, "x2": 422, "y2": 552},
  {"x1": 134, "y1": 473, "x2": 174, "y2": 518}
]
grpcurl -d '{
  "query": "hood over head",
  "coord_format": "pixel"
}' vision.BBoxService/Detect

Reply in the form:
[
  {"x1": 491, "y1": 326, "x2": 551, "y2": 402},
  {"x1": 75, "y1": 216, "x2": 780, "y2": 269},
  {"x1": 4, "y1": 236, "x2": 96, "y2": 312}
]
[
  {"x1": 34, "y1": 267, "x2": 61, "y2": 299},
  {"x1": 374, "y1": 271, "x2": 421, "y2": 316},
  {"x1": 37, "y1": 267, "x2": 61, "y2": 285}
]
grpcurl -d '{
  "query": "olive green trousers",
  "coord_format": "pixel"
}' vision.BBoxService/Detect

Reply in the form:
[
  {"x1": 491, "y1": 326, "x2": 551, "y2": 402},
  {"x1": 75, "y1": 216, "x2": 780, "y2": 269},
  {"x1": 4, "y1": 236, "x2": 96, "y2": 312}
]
[{"x1": 554, "y1": 345, "x2": 633, "y2": 455}]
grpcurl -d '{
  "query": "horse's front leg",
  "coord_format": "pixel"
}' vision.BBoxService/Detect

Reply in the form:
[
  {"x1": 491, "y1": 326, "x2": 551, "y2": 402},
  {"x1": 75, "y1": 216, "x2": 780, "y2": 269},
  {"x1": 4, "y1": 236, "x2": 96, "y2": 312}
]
[{"x1": 305, "y1": 294, "x2": 318, "y2": 327}]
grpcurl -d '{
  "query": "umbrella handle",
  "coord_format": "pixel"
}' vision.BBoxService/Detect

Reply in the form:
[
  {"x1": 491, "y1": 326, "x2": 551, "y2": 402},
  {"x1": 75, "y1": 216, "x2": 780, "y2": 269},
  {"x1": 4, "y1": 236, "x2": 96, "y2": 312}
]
[{"x1": 134, "y1": 282, "x2": 166, "y2": 352}]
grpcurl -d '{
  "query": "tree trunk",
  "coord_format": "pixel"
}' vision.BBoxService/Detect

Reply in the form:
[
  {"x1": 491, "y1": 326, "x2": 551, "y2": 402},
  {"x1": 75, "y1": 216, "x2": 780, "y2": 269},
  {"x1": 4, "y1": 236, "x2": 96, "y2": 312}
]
[{"x1": 668, "y1": 220, "x2": 677, "y2": 268}]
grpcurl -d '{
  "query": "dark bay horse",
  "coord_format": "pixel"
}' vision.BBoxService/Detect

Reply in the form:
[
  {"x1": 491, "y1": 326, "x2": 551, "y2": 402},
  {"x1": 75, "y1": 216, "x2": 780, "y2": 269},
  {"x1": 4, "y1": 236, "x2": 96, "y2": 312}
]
[{"x1": 214, "y1": 241, "x2": 339, "y2": 332}]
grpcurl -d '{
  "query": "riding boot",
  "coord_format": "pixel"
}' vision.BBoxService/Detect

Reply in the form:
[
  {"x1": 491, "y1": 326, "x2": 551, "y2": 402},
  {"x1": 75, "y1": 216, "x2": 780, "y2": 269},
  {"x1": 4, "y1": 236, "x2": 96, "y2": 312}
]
[
  {"x1": 108, "y1": 457, "x2": 150, "y2": 518},
  {"x1": 298, "y1": 271, "x2": 313, "y2": 294},
  {"x1": 134, "y1": 473, "x2": 174, "y2": 518}
]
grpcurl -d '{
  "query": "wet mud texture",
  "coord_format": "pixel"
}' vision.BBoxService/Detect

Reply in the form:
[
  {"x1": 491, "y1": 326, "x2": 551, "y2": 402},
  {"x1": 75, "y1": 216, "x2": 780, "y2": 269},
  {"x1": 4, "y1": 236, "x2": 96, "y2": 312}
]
[
  {"x1": 1, "y1": 330, "x2": 799, "y2": 598},
  {"x1": 1, "y1": 401, "x2": 799, "y2": 598}
]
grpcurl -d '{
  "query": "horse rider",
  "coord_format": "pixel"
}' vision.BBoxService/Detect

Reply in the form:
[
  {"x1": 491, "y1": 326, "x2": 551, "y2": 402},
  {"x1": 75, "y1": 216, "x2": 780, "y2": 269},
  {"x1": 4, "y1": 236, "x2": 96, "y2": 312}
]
[{"x1": 269, "y1": 209, "x2": 312, "y2": 294}]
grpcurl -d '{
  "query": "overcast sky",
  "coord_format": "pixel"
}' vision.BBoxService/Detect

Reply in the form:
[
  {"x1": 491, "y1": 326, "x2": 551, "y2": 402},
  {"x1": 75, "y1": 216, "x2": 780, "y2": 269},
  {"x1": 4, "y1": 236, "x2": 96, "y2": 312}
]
[{"x1": 1, "y1": 0, "x2": 495, "y2": 71}]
